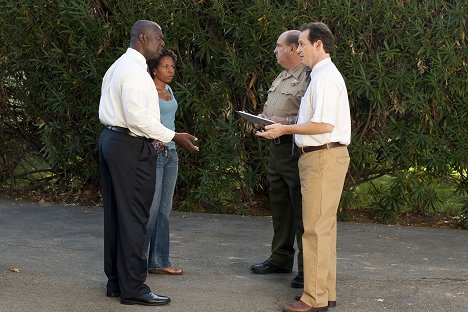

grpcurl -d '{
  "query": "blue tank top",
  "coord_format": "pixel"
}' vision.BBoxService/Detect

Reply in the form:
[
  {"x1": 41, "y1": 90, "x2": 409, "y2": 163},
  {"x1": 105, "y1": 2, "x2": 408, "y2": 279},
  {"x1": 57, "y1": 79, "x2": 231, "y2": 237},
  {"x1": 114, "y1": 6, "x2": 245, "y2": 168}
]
[{"x1": 159, "y1": 85, "x2": 178, "y2": 150}]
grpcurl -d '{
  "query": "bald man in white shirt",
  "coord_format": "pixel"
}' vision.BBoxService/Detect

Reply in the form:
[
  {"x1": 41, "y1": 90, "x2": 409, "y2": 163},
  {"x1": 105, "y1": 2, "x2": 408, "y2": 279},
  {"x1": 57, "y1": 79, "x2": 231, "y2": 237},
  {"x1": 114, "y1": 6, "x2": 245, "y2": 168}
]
[
  {"x1": 99, "y1": 20, "x2": 198, "y2": 306},
  {"x1": 257, "y1": 22, "x2": 351, "y2": 312}
]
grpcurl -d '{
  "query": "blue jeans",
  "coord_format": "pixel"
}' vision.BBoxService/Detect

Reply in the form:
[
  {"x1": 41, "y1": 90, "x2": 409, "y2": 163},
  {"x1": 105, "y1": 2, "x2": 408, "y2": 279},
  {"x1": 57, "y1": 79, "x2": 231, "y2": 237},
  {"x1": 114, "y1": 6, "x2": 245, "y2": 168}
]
[{"x1": 144, "y1": 148, "x2": 178, "y2": 269}]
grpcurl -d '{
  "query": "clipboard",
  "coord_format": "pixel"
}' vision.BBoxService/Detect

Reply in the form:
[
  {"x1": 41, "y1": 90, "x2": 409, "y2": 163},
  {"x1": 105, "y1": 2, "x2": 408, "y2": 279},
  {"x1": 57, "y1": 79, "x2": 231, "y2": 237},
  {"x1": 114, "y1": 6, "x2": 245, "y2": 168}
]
[{"x1": 237, "y1": 111, "x2": 275, "y2": 125}]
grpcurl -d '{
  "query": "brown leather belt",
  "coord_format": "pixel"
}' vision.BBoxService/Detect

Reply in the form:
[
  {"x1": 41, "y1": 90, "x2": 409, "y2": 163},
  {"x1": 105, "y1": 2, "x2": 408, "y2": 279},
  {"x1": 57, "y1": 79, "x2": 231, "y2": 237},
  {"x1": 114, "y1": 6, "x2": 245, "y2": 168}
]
[
  {"x1": 106, "y1": 125, "x2": 153, "y2": 143},
  {"x1": 299, "y1": 142, "x2": 346, "y2": 155}
]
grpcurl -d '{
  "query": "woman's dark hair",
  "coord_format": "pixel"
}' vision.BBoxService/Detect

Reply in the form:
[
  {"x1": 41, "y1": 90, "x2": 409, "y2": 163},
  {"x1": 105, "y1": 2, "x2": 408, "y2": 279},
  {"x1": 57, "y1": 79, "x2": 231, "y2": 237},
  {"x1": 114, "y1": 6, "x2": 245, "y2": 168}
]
[
  {"x1": 299, "y1": 22, "x2": 335, "y2": 54},
  {"x1": 147, "y1": 49, "x2": 178, "y2": 78}
]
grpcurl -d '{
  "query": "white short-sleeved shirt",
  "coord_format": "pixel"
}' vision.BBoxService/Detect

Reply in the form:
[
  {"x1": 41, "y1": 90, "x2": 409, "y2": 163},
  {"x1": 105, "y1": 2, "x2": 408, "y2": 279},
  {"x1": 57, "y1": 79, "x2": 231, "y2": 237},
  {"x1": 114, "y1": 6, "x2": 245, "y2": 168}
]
[
  {"x1": 99, "y1": 48, "x2": 175, "y2": 143},
  {"x1": 295, "y1": 57, "x2": 351, "y2": 147}
]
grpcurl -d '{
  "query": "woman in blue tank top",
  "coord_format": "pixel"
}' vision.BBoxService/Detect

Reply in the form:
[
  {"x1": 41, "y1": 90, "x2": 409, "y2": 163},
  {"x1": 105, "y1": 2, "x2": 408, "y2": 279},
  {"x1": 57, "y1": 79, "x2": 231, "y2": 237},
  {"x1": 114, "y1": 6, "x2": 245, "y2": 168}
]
[{"x1": 144, "y1": 49, "x2": 183, "y2": 275}]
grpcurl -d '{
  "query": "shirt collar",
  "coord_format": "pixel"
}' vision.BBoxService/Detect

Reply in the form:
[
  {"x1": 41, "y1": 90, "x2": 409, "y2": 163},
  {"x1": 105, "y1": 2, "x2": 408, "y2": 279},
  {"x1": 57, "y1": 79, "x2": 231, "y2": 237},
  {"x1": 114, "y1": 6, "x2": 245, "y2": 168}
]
[
  {"x1": 126, "y1": 48, "x2": 147, "y2": 69},
  {"x1": 285, "y1": 63, "x2": 306, "y2": 80},
  {"x1": 311, "y1": 57, "x2": 332, "y2": 74}
]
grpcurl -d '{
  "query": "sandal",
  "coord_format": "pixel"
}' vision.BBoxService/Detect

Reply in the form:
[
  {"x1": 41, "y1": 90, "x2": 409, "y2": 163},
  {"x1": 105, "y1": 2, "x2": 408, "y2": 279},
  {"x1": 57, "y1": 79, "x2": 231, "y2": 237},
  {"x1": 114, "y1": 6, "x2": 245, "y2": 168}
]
[{"x1": 148, "y1": 266, "x2": 183, "y2": 275}]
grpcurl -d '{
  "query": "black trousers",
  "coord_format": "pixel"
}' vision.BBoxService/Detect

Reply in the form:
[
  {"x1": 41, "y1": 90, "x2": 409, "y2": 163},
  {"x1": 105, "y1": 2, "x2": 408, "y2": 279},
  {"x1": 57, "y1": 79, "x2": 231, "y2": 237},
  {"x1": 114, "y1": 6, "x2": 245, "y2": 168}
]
[
  {"x1": 267, "y1": 141, "x2": 303, "y2": 273},
  {"x1": 99, "y1": 128, "x2": 156, "y2": 299}
]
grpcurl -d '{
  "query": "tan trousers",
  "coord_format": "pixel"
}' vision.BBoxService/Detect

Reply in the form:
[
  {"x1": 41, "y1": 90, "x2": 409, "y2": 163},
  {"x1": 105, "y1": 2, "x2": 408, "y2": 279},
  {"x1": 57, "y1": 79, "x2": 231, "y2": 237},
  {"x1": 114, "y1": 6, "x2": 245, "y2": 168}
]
[{"x1": 298, "y1": 146, "x2": 350, "y2": 307}]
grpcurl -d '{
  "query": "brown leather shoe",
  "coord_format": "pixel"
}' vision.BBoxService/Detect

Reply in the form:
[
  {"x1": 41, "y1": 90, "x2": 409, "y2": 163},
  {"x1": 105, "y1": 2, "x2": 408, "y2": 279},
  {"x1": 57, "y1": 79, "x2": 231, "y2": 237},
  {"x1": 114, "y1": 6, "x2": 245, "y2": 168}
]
[
  {"x1": 148, "y1": 266, "x2": 183, "y2": 275},
  {"x1": 294, "y1": 295, "x2": 336, "y2": 308},
  {"x1": 283, "y1": 300, "x2": 329, "y2": 312}
]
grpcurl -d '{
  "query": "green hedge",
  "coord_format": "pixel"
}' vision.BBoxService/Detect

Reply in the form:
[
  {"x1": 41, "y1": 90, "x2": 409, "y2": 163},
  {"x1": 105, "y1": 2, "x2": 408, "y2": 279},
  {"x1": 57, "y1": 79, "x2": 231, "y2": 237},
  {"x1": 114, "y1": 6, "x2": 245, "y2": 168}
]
[{"x1": 1, "y1": 0, "x2": 466, "y2": 221}]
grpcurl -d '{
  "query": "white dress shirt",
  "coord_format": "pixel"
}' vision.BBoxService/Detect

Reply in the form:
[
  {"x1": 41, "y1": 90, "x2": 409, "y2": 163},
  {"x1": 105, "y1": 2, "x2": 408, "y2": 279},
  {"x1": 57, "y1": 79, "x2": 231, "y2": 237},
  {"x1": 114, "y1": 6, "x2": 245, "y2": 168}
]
[
  {"x1": 99, "y1": 48, "x2": 175, "y2": 143},
  {"x1": 295, "y1": 57, "x2": 351, "y2": 147}
]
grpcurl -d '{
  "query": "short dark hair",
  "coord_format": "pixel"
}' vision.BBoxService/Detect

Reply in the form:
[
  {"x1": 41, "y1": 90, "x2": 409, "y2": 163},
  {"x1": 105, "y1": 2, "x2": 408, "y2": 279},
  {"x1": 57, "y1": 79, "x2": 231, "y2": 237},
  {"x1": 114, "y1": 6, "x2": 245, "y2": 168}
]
[
  {"x1": 299, "y1": 22, "x2": 335, "y2": 53},
  {"x1": 130, "y1": 20, "x2": 160, "y2": 45},
  {"x1": 284, "y1": 30, "x2": 300, "y2": 46},
  {"x1": 147, "y1": 49, "x2": 178, "y2": 79}
]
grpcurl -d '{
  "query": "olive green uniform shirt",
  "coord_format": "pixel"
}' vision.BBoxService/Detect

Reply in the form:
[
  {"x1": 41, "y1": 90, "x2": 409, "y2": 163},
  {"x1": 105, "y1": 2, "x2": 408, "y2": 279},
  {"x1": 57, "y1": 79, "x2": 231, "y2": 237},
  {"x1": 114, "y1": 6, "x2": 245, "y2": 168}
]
[{"x1": 263, "y1": 64, "x2": 309, "y2": 118}]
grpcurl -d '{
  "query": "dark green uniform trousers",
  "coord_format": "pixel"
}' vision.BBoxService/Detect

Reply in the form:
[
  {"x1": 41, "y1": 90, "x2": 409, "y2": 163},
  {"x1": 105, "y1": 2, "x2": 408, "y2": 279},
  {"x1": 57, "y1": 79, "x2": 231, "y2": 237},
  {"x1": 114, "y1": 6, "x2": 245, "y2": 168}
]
[{"x1": 267, "y1": 140, "x2": 303, "y2": 273}]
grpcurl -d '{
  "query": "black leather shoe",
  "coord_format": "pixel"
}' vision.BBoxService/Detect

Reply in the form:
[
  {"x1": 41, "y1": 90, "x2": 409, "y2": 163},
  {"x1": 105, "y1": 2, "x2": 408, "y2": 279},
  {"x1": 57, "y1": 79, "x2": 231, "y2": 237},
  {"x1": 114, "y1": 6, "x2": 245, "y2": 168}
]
[
  {"x1": 251, "y1": 259, "x2": 292, "y2": 274},
  {"x1": 106, "y1": 291, "x2": 120, "y2": 298},
  {"x1": 291, "y1": 272, "x2": 304, "y2": 288},
  {"x1": 294, "y1": 295, "x2": 336, "y2": 308},
  {"x1": 120, "y1": 292, "x2": 171, "y2": 306}
]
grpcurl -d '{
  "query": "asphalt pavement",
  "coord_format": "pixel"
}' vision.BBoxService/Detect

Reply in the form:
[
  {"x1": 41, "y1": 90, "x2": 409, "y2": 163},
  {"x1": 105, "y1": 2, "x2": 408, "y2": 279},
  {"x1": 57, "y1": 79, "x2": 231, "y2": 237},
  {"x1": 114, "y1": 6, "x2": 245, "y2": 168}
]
[{"x1": 0, "y1": 200, "x2": 467, "y2": 312}]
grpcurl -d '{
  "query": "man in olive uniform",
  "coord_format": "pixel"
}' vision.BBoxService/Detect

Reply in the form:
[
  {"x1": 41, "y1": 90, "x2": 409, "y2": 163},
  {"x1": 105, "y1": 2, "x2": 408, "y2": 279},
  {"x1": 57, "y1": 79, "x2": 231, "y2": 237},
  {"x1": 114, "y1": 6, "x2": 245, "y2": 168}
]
[{"x1": 250, "y1": 30, "x2": 309, "y2": 288}]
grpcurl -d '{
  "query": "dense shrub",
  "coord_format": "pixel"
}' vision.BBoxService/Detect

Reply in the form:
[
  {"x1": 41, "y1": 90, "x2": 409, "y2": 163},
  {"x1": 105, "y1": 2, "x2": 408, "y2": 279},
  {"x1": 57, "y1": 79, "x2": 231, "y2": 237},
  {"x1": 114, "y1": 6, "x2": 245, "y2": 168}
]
[{"x1": 0, "y1": 0, "x2": 466, "y2": 221}]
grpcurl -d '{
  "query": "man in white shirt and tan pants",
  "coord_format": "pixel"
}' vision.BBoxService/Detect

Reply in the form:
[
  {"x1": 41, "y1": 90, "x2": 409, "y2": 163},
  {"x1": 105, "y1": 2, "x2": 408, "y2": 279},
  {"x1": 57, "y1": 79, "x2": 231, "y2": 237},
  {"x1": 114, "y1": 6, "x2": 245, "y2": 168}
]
[
  {"x1": 256, "y1": 22, "x2": 351, "y2": 312},
  {"x1": 98, "y1": 20, "x2": 198, "y2": 306}
]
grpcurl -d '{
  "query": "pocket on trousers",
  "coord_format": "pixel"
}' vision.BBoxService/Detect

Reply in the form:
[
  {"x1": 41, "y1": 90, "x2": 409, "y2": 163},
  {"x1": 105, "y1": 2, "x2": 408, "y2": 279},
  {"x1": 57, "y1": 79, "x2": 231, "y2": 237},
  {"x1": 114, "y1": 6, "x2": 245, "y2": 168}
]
[
  {"x1": 336, "y1": 156, "x2": 350, "y2": 166},
  {"x1": 138, "y1": 142, "x2": 154, "y2": 161}
]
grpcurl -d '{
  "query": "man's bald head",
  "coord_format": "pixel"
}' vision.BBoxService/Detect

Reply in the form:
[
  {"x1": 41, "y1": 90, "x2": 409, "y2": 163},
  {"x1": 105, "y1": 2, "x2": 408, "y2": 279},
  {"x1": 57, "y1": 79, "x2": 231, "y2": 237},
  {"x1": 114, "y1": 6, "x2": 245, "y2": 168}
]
[
  {"x1": 129, "y1": 20, "x2": 165, "y2": 61},
  {"x1": 130, "y1": 20, "x2": 161, "y2": 43},
  {"x1": 274, "y1": 30, "x2": 302, "y2": 70},
  {"x1": 282, "y1": 30, "x2": 300, "y2": 46}
]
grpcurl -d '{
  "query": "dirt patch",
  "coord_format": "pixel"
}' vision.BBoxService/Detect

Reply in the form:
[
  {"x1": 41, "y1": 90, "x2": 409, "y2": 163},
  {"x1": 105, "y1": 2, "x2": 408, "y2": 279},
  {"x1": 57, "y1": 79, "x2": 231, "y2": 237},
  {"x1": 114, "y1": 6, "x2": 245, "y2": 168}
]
[
  {"x1": 1, "y1": 189, "x2": 465, "y2": 229},
  {"x1": 348, "y1": 209, "x2": 465, "y2": 229}
]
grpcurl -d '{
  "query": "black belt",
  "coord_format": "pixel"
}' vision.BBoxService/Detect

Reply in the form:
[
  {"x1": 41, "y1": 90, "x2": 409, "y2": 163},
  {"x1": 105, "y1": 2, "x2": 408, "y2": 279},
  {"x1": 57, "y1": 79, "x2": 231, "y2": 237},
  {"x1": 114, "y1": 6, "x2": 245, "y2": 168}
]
[
  {"x1": 106, "y1": 126, "x2": 153, "y2": 143},
  {"x1": 299, "y1": 142, "x2": 346, "y2": 155},
  {"x1": 272, "y1": 135, "x2": 293, "y2": 145}
]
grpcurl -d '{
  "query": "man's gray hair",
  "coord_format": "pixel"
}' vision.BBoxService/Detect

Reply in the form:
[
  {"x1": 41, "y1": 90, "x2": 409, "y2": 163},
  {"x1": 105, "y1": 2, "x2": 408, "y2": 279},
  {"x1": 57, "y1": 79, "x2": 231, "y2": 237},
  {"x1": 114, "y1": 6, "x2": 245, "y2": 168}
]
[{"x1": 284, "y1": 30, "x2": 300, "y2": 46}]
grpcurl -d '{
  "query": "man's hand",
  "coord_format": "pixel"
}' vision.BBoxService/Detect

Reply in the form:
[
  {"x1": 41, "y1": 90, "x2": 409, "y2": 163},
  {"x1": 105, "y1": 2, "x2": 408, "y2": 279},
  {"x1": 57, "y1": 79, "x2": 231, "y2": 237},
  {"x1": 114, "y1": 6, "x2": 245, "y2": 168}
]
[
  {"x1": 173, "y1": 133, "x2": 199, "y2": 152},
  {"x1": 253, "y1": 113, "x2": 269, "y2": 130},
  {"x1": 255, "y1": 123, "x2": 285, "y2": 139}
]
